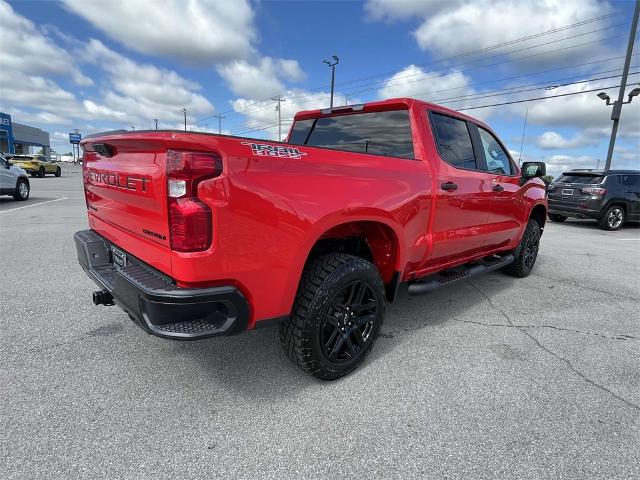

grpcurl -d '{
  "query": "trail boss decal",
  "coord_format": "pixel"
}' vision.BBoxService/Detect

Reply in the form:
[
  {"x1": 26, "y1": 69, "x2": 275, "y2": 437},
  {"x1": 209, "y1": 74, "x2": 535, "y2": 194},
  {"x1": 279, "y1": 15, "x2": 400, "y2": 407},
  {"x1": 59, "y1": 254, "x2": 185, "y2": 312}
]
[{"x1": 242, "y1": 142, "x2": 307, "y2": 159}]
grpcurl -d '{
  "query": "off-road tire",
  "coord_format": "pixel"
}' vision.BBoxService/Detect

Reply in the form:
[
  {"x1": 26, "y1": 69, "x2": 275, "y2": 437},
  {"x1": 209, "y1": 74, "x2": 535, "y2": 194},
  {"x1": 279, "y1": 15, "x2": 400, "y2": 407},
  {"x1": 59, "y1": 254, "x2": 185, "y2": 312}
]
[
  {"x1": 55, "y1": 167, "x2": 61, "y2": 177},
  {"x1": 38, "y1": 167, "x2": 45, "y2": 178},
  {"x1": 548, "y1": 213, "x2": 567, "y2": 222},
  {"x1": 504, "y1": 219, "x2": 541, "y2": 278},
  {"x1": 13, "y1": 178, "x2": 29, "y2": 201},
  {"x1": 599, "y1": 205, "x2": 625, "y2": 231},
  {"x1": 280, "y1": 253, "x2": 385, "y2": 381}
]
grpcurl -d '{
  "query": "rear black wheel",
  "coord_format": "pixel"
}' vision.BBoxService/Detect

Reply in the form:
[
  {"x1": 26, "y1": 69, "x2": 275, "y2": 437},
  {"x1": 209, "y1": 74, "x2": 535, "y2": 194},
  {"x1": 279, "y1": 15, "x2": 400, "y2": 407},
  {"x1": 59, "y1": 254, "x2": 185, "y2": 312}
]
[
  {"x1": 504, "y1": 219, "x2": 541, "y2": 278},
  {"x1": 599, "y1": 205, "x2": 625, "y2": 231},
  {"x1": 38, "y1": 167, "x2": 45, "y2": 178},
  {"x1": 548, "y1": 213, "x2": 567, "y2": 222},
  {"x1": 55, "y1": 167, "x2": 61, "y2": 177},
  {"x1": 280, "y1": 253, "x2": 385, "y2": 380}
]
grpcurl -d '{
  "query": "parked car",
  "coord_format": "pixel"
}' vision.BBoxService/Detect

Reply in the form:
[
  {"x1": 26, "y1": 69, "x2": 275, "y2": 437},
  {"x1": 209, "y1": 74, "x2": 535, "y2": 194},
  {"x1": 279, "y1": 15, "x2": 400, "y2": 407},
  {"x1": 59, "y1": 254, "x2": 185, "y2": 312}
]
[
  {"x1": 74, "y1": 97, "x2": 547, "y2": 380},
  {"x1": 547, "y1": 169, "x2": 640, "y2": 230},
  {"x1": 9, "y1": 155, "x2": 61, "y2": 178},
  {"x1": 0, "y1": 154, "x2": 30, "y2": 200}
]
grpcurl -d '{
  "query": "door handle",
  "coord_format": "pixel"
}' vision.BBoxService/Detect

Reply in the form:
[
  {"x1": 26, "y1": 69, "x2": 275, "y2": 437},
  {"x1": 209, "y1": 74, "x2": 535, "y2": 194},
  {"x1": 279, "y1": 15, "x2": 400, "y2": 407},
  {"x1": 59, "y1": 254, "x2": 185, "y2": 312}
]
[
  {"x1": 492, "y1": 184, "x2": 504, "y2": 192},
  {"x1": 441, "y1": 182, "x2": 458, "y2": 192}
]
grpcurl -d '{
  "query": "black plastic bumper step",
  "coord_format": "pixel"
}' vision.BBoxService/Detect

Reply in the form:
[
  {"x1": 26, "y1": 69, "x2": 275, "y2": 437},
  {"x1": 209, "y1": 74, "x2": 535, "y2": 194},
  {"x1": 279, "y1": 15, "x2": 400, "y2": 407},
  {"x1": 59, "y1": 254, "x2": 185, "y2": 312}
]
[{"x1": 408, "y1": 254, "x2": 514, "y2": 296}]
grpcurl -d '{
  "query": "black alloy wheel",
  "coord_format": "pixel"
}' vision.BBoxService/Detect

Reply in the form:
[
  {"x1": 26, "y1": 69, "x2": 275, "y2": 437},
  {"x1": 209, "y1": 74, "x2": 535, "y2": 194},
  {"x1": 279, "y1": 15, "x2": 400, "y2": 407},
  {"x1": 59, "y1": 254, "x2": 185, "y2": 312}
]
[{"x1": 321, "y1": 279, "x2": 378, "y2": 362}]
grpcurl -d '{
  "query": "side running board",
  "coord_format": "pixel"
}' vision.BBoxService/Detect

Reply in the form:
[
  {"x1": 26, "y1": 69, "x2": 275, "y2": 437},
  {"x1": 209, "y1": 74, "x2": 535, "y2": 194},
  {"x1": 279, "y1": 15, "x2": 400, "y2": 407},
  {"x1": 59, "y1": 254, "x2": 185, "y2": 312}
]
[{"x1": 408, "y1": 254, "x2": 514, "y2": 296}]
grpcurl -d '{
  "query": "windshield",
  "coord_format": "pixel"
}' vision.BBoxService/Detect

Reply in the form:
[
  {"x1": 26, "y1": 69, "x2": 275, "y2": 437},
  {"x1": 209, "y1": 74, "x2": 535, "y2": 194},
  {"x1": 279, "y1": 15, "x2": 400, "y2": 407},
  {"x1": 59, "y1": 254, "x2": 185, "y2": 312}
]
[
  {"x1": 288, "y1": 110, "x2": 414, "y2": 159},
  {"x1": 557, "y1": 174, "x2": 603, "y2": 184}
]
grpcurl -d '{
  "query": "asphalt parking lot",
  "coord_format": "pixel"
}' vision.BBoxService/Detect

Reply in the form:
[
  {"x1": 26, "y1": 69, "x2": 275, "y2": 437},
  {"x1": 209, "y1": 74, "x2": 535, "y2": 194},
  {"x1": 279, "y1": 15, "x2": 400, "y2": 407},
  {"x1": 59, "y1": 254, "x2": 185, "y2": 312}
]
[{"x1": 1, "y1": 165, "x2": 639, "y2": 479}]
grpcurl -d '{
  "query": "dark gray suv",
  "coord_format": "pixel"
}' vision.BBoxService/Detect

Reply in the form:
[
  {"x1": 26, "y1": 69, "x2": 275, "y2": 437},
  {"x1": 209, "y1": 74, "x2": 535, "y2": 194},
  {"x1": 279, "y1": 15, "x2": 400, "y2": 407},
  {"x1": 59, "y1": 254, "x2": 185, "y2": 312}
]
[{"x1": 547, "y1": 169, "x2": 639, "y2": 230}]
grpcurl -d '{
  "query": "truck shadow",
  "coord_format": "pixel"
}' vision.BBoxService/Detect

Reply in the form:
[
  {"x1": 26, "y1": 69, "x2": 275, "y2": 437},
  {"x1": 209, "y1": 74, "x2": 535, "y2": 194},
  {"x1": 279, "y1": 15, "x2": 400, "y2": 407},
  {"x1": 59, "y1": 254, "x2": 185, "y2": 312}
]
[{"x1": 169, "y1": 272, "x2": 517, "y2": 399}]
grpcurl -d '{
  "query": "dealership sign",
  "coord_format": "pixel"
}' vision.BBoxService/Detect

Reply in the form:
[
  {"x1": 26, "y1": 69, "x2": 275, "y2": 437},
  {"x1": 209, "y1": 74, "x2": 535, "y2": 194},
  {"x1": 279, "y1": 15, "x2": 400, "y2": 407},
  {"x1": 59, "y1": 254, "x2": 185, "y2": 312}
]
[{"x1": 69, "y1": 132, "x2": 82, "y2": 144}]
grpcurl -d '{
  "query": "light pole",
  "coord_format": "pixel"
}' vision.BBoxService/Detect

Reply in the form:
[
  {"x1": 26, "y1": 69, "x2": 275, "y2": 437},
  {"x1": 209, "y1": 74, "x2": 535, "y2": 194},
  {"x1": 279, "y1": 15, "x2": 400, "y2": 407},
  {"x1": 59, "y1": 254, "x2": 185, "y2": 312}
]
[
  {"x1": 181, "y1": 108, "x2": 187, "y2": 131},
  {"x1": 598, "y1": 0, "x2": 639, "y2": 171},
  {"x1": 272, "y1": 96, "x2": 285, "y2": 140},
  {"x1": 154, "y1": 118, "x2": 158, "y2": 130},
  {"x1": 323, "y1": 55, "x2": 339, "y2": 108}
]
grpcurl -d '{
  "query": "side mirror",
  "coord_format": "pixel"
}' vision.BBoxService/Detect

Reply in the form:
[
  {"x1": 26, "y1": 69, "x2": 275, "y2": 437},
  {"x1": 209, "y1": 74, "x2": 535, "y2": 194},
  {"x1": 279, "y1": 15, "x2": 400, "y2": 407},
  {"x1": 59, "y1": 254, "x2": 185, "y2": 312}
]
[
  {"x1": 6, "y1": 161, "x2": 12, "y2": 168},
  {"x1": 521, "y1": 161, "x2": 546, "y2": 179}
]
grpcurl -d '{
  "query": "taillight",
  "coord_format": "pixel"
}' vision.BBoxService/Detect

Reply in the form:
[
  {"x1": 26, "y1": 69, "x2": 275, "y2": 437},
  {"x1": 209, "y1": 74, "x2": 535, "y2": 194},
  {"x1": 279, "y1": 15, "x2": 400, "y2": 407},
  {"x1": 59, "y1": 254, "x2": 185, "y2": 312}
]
[
  {"x1": 167, "y1": 150, "x2": 222, "y2": 252},
  {"x1": 581, "y1": 187, "x2": 606, "y2": 196}
]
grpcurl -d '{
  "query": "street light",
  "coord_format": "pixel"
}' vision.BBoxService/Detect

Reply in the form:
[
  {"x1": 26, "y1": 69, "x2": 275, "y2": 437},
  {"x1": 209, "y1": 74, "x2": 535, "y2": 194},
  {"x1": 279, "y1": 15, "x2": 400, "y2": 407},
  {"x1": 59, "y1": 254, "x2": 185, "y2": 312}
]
[
  {"x1": 597, "y1": 91, "x2": 611, "y2": 103},
  {"x1": 323, "y1": 55, "x2": 339, "y2": 108}
]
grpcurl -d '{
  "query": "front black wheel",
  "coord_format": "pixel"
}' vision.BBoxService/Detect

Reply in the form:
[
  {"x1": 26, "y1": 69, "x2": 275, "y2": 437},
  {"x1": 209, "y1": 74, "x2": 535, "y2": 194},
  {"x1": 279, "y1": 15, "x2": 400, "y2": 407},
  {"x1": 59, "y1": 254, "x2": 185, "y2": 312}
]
[
  {"x1": 548, "y1": 213, "x2": 567, "y2": 222},
  {"x1": 55, "y1": 167, "x2": 61, "y2": 177},
  {"x1": 599, "y1": 205, "x2": 625, "y2": 231},
  {"x1": 13, "y1": 179, "x2": 29, "y2": 201},
  {"x1": 504, "y1": 219, "x2": 541, "y2": 278},
  {"x1": 280, "y1": 253, "x2": 385, "y2": 381},
  {"x1": 38, "y1": 167, "x2": 45, "y2": 178}
]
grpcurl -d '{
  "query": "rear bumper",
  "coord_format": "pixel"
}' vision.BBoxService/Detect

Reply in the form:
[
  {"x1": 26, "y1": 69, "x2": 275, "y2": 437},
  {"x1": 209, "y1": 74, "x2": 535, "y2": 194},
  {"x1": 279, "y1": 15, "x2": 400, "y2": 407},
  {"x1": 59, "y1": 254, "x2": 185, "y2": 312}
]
[
  {"x1": 74, "y1": 229, "x2": 249, "y2": 340},
  {"x1": 547, "y1": 197, "x2": 603, "y2": 220}
]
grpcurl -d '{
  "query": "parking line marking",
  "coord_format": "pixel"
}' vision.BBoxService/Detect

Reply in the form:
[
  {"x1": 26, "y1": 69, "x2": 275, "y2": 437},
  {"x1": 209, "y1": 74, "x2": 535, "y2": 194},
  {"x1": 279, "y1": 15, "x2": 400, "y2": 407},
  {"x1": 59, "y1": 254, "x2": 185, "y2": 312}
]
[
  {"x1": 0, "y1": 197, "x2": 68, "y2": 214},
  {"x1": 616, "y1": 238, "x2": 640, "y2": 241}
]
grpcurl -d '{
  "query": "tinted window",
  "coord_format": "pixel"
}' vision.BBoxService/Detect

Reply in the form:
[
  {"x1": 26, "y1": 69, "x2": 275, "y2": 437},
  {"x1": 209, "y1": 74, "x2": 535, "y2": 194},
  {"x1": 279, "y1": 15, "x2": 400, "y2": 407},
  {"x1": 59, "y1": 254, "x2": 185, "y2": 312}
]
[
  {"x1": 478, "y1": 127, "x2": 512, "y2": 175},
  {"x1": 288, "y1": 119, "x2": 314, "y2": 144},
  {"x1": 289, "y1": 110, "x2": 414, "y2": 158},
  {"x1": 619, "y1": 174, "x2": 640, "y2": 187},
  {"x1": 430, "y1": 113, "x2": 477, "y2": 170},
  {"x1": 557, "y1": 174, "x2": 603, "y2": 184}
]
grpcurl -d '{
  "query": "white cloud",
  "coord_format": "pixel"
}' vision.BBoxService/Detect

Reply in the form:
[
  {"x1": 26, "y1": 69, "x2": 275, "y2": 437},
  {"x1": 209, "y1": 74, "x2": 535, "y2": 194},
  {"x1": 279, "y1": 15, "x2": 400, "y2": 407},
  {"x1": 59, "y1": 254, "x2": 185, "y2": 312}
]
[
  {"x1": 81, "y1": 39, "x2": 215, "y2": 125},
  {"x1": 63, "y1": 0, "x2": 256, "y2": 64},
  {"x1": 365, "y1": 0, "x2": 611, "y2": 66},
  {"x1": 377, "y1": 65, "x2": 471, "y2": 100},
  {"x1": 229, "y1": 90, "x2": 340, "y2": 141},
  {"x1": 525, "y1": 82, "x2": 640, "y2": 136},
  {"x1": 537, "y1": 131, "x2": 599, "y2": 150},
  {"x1": 0, "y1": 0, "x2": 91, "y2": 85},
  {"x1": 218, "y1": 57, "x2": 306, "y2": 99}
]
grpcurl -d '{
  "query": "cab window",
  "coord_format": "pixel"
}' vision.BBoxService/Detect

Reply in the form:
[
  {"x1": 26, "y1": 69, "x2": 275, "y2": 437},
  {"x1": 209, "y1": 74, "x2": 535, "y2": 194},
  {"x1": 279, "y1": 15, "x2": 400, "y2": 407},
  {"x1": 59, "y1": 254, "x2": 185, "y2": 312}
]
[
  {"x1": 477, "y1": 127, "x2": 513, "y2": 175},
  {"x1": 430, "y1": 112, "x2": 477, "y2": 170}
]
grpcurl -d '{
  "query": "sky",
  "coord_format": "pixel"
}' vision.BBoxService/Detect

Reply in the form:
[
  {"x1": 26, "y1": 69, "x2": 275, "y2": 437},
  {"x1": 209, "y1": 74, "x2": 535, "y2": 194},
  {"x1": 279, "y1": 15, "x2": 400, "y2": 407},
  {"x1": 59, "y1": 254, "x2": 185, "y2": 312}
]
[{"x1": 0, "y1": 0, "x2": 638, "y2": 178}]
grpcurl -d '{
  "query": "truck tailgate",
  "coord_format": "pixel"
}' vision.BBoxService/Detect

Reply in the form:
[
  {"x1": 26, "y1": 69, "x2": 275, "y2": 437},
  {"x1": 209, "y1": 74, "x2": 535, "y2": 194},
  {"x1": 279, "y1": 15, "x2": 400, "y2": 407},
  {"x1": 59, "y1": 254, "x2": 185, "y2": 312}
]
[{"x1": 82, "y1": 135, "x2": 171, "y2": 270}]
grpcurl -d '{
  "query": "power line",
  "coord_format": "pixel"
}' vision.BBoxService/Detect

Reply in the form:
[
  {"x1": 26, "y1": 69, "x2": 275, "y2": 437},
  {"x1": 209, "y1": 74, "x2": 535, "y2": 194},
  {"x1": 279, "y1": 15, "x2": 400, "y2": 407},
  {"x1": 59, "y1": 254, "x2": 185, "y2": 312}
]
[
  {"x1": 194, "y1": 13, "x2": 622, "y2": 124},
  {"x1": 458, "y1": 83, "x2": 632, "y2": 111}
]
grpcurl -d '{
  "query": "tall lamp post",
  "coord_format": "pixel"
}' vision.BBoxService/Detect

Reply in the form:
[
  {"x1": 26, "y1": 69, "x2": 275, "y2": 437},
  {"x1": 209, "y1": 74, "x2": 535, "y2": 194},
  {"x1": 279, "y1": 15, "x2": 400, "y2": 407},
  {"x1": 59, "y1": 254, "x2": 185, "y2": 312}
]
[
  {"x1": 597, "y1": 0, "x2": 639, "y2": 171},
  {"x1": 181, "y1": 108, "x2": 187, "y2": 131},
  {"x1": 323, "y1": 55, "x2": 339, "y2": 108}
]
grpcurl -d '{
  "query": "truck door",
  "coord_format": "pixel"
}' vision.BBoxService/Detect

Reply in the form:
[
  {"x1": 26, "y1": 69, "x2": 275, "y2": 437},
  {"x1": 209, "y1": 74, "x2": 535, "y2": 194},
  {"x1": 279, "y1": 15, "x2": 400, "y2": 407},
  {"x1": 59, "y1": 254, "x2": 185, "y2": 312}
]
[
  {"x1": 425, "y1": 112, "x2": 494, "y2": 265},
  {"x1": 474, "y1": 125, "x2": 522, "y2": 249}
]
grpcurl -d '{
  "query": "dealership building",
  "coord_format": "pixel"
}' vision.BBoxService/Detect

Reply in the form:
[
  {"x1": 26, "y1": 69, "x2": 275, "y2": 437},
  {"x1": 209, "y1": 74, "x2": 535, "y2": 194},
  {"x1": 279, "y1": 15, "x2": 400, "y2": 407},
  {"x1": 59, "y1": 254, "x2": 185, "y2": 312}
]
[{"x1": 0, "y1": 112, "x2": 51, "y2": 158}]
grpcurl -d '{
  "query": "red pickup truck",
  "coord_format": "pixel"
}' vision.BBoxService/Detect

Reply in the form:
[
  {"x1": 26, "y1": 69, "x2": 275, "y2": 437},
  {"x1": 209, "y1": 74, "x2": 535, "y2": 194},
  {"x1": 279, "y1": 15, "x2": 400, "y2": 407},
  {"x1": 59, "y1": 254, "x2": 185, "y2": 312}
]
[{"x1": 75, "y1": 98, "x2": 547, "y2": 380}]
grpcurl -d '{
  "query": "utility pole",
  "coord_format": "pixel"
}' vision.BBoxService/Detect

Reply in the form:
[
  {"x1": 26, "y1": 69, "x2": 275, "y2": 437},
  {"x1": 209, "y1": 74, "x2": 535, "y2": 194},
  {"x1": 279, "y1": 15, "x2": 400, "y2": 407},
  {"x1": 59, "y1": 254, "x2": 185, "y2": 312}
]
[
  {"x1": 323, "y1": 55, "x2": 339, "y2": 108},
  {"x1": 181, "y1": 108, "x2": 187, "y2": 131},
  {"x1": 154, "y1": 118, "x2": 158, "y2": 130},
  {"x1": 602, "y1": 0, "x2": 639, "y2": 171},
  {"x1": 212, "y1": 114, "x2": 225, "y2": 134},
  {"x1": 517, "y1": 107, "x2": 529, "y2": 165},
  {"x1": 272, "y1": 96, "x2": 285, "y2": 140}
]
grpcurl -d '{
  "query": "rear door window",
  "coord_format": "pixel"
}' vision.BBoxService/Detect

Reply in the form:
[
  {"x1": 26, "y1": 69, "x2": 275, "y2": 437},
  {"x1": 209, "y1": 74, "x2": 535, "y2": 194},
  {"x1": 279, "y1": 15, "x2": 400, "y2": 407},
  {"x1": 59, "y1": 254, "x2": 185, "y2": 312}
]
[
  {"x1": 477, "y1": 127, "x2": 513, "y2": 175},
  {"x1": 289, "y1": 110, "x2": 414, "y2": 158},
  {"x1": 619, "y1": 174, "x2": 640, "y2": 187},
  {"x1": 429, "y1": 112, "x2": 477, "y2": 170}
]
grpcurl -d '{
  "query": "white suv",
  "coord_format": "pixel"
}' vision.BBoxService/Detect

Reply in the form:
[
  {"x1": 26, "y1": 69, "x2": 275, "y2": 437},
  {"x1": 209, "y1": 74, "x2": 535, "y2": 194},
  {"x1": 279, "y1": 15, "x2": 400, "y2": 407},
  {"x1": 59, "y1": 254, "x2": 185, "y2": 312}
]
[{"x1": 0, "y1": 154, "x2": 30, "y2": 201}]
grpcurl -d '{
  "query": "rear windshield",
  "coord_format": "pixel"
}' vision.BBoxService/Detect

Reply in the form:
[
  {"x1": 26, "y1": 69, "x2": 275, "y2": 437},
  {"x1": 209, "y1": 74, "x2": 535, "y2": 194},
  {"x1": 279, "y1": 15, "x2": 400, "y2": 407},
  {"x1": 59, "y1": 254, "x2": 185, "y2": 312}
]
[
  {"x1": 557, "y1": 174, "x2": 603, "y2": 184},
  {"x1": 288, "y1": 110, "x2": 414, "y2": 159}
]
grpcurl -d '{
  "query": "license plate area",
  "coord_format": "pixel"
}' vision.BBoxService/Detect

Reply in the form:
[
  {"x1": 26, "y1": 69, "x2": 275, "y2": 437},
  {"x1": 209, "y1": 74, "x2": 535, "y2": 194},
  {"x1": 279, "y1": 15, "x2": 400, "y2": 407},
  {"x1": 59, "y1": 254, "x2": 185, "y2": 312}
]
[
  {"x1": 111, "y1": 246, "x2": 128, "y2": 268},
  {"x1": 562, "y1": 188, "x2": 574, "y2": 196}
]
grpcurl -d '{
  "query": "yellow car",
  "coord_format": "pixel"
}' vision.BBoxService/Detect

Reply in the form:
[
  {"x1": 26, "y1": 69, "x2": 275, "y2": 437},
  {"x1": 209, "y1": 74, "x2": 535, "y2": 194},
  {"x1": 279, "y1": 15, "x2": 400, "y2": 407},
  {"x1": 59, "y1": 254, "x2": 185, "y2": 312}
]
[{"x1": 9, "y1": 155, "x2": 61, "y2": 178}]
